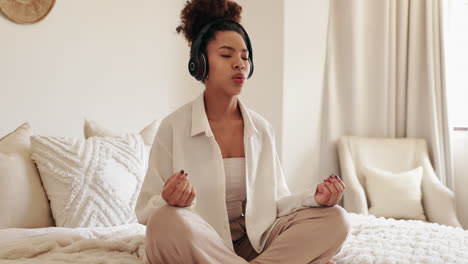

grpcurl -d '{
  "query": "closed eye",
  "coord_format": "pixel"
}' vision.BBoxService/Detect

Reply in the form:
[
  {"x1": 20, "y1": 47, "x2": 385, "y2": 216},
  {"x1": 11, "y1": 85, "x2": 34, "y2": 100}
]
[{"x1": 221, "y1": 55, "x2": 249, "y2": 60}]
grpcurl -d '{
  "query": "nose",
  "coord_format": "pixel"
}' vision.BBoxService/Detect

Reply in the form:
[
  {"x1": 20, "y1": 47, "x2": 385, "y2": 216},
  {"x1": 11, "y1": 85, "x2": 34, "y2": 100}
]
[{"x1": 233, "y1": 58, "x2": 246, "y2": 70}]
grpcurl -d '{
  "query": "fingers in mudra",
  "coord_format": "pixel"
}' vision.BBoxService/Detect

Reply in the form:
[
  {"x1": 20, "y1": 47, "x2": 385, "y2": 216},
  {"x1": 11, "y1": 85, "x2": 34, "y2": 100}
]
[
  {"x1": 169, "y1": 174, "x2": 188, "y2": 204},
  {"x1": 174, "y1": 176, "x2": 193, "y2": 206},
  {"x1": 162, "y1": 170, "x2": 195, "y2": 207},
  {"x1": 328, "y1": 174, "x2": 345, "y2": 203},
  {"x1": 185, "y1": 185, "x2": 196, "y2": 205},
  {"x1": 171, "y1": 175, "x2": 192, "y2": 206},
  {"x1": 315, "y1": 181, "x2": 332, "y2": 206},
  {"x1": 326, "y1": 178, "x2": 339, "y2": 204},
  {"x1": 323, "y1": 181, "x2": 336, "y2": 206},
  {"x1": 161, "y1": 170, "x2": 184, "y2": 202},
  {"x1": 316, "y1": 174, "x2": 346, "y2": 206}
]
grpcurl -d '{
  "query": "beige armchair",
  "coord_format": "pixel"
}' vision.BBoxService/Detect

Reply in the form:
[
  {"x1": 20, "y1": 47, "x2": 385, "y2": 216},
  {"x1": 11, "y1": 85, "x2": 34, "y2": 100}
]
[{"x1": 337, "y1": 136, "x2": 461, "y2": 227}]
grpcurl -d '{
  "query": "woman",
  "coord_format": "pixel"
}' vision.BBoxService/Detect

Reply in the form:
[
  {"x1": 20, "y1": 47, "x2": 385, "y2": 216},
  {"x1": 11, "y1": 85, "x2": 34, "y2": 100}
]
[{"x1": 136, "y1": 1, "x2": 350, "y2": 263}]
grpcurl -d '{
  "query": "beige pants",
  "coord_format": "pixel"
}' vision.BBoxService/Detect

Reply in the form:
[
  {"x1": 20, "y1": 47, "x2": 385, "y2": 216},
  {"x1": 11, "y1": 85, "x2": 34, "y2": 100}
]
[{"x1": 146, "y1": 205, "x2": 350, "y2": 264}]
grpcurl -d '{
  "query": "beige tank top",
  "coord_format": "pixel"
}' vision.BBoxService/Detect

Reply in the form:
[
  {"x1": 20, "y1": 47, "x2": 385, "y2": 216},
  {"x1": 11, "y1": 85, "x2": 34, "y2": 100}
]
[{"x1": 223, "y1": 158, "x2": 246, "y2": 222}]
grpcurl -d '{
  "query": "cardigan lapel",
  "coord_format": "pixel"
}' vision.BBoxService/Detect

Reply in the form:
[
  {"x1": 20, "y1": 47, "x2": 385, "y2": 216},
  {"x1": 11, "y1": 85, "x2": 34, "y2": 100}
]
[{"x1": 190, "y1": 93, "x2": 213, "y2": 137}]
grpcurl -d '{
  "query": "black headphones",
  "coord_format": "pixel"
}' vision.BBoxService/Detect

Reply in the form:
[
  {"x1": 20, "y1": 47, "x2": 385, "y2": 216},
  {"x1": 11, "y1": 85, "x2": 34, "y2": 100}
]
[{"x1": 188, "y1": 18, "x2": 254, "y2": 81}]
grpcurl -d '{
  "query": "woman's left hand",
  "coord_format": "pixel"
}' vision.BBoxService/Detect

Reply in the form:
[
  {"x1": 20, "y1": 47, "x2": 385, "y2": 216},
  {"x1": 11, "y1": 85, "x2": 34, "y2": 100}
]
[{"x1": 314, "y1": 174, "x2": 346, "y2": 207}]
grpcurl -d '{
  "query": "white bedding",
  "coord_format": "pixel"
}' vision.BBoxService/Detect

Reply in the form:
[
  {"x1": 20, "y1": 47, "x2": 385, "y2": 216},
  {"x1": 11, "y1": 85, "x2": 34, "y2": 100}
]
[
  {"x1": 0, "y1": 214, "x2": 466, "y2": 264},
  {"x1": 0, "y1": 224, "x2": 147, "y2": 264},
  {"x1": 332, "y1": 214, "x2": 468, "y2": 264}
]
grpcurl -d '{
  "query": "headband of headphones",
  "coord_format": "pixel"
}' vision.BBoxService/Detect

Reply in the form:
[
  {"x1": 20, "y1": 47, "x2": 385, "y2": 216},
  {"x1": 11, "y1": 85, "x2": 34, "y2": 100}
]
[{"x1": 188, "y1": 18, "x2": 254, "y2": 80}]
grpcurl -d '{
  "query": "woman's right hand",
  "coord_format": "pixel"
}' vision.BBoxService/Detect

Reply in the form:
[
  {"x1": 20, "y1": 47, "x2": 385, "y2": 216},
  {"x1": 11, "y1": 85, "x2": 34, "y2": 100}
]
[{"x1": 161, "y1": 170, "x2": 196, "y2": 207}]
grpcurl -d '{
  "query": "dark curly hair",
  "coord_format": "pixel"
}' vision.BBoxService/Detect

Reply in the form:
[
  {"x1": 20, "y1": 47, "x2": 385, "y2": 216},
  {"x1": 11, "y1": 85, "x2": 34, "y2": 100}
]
[{"x1": 176, "y1": 0, "x2": 247, "y2": 54}]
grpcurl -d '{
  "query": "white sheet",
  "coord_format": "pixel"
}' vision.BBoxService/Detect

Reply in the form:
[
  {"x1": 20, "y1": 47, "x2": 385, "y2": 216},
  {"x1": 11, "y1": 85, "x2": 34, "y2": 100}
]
[{"x1": 0, "y1": 214, "x2": 467, "y2": 264}]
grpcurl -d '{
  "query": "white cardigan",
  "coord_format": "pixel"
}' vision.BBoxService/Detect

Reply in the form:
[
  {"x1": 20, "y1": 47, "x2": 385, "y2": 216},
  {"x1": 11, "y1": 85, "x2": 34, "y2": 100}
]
[{"x1": 136, "y1": 92, "x2": 320, "y2": 252}]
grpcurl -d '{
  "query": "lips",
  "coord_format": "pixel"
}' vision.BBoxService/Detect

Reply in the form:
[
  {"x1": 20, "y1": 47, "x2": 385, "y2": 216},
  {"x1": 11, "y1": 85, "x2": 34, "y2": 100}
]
[
  {"x1": 233, "y1": 78, "x2": 244, "y2": 84},
  {"x1": 232, "y1": 73, "x2": 246, "y2": 85},
  {"x1": 232, "y1": 73, "x2": 246, "y2": 80}
]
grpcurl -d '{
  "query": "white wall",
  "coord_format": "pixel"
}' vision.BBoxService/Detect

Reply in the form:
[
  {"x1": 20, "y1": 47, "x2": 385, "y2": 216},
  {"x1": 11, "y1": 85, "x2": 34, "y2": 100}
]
[
  {"x1": 0, "y1": 0, "x2": 285, "y2": 153},
  {"x1": 1, "y1": 0, "x2": 324, "y2": 195},
  {"x1": 282, "y1": 0, "x2": 330, "y2": 193},
  {"x1": 0, "y1": 0, "x2": 197, "y2": 137}
]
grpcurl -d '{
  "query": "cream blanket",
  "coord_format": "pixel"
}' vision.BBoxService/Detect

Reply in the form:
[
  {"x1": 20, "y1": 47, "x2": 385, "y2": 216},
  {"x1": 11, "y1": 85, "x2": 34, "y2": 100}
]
[
  {"x1": 0, "y1": 214, "x2": 467, "y2": 264},
  {"x1": 0, "y1": 224, "x2": 147, "y2": 264}
]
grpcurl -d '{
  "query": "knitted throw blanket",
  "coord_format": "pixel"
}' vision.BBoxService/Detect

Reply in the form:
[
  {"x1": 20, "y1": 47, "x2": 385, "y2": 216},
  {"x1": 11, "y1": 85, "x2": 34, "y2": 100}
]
[{"x1": 0, "y1": 214, "x2": 466, "y2": 263}]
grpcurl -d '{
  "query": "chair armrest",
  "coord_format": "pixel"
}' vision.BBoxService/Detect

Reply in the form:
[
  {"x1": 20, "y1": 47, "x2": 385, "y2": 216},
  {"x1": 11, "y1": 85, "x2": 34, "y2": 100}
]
[
  {"x1": 344, "y1": 185, "x2": 368, "y2": 214},
  {"x1": 421, "y1": 156, "x2": 461, "y2": 227},
  {"x1": 338, "y1": 138, "x2": 368, "y2": 214}
]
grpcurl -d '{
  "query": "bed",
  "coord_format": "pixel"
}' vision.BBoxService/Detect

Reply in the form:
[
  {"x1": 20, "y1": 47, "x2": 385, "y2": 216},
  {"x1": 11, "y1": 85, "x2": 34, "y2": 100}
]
[
  {"x1": 1, "y1": 213, "x2": 466, "y2": 264},
  {"x1": 1, "y1": 123, "x2": 467, "y2": 263}
]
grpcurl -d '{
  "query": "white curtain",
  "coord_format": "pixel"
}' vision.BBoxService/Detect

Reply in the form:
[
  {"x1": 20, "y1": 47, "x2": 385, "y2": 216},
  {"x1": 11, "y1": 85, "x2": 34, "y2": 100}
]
[{"x1": 320, "y1": 0, "x2": 453, "y2": 189}]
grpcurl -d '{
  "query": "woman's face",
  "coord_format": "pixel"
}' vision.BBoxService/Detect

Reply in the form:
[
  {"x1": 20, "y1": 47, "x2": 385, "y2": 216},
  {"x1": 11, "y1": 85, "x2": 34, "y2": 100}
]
[{"x1": 204, "y1": 30, "x2": 250, "y2": 96}]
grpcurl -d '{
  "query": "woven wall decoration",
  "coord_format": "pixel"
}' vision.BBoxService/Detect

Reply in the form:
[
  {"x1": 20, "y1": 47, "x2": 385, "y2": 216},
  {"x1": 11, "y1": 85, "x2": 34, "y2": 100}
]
[{"x1": 0, "y1": 0, "x2": 55, "y2": 24}]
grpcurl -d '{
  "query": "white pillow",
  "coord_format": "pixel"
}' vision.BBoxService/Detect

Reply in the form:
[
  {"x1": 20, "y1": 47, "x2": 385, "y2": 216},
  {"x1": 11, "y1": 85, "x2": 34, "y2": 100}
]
[
  {"x1": 361, "y1": 166, "x2": 426, "y2": 221},
  {"x1": 30, "y1": 134, "x2": 148, "y2": 227},
  {"x1": 0, "y1": 123, "x2": 54, "y2": 228},
  {"x1": 83, "y1": 119, "x2": 159, "y2": 153}
]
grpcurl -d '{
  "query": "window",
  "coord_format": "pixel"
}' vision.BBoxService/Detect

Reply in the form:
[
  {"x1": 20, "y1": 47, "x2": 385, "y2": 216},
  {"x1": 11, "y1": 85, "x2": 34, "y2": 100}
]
[{"x1": 444, "y1": 0, "x2": 468, "y2": 130}]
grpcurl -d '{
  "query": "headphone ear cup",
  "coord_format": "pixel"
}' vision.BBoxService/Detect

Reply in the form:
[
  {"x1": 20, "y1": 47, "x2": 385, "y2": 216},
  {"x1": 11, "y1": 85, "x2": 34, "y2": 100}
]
[
  {"x1": 196, "y1": 53, "x2": 208, "y2": 81},
  {"x1": 188, "y1": 57, "x2": 199, "y2": 78}
]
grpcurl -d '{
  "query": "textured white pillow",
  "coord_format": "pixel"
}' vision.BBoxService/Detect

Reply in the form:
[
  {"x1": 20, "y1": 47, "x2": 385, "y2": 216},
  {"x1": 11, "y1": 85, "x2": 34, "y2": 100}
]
[
  {"x1": 30, "y1": 134, "x2": 148, "y2": 227},
  {"x1": 361, "y1": 166, "x2": 426, "y2": 221},
  {"x1": 83, "y1": 119, "x2": 159, "y2": 153}
]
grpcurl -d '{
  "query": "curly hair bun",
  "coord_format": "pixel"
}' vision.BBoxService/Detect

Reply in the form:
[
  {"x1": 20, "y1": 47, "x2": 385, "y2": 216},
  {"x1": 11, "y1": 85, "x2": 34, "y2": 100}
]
[{"x1": 176, "y1": 0, "x2": 243, "y2": 44}]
